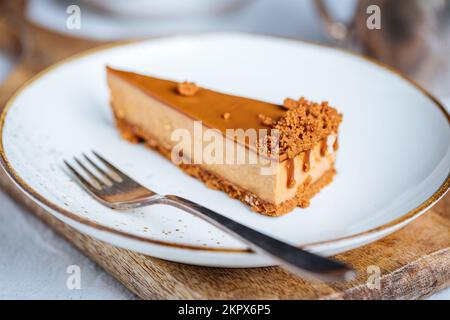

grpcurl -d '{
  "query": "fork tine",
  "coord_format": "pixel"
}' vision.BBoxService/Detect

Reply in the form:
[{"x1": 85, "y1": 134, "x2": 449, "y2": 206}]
[
  {"x1": 83, "y1": 153, "x2": 118, "y2": 182},
  {"x1": 73, "y1": 157, "x2": 105, "y2": 188},
  {"x1": 64, "y1": 160, "x2": 101, "y2": 192},
  {"x1": 92, "y1": 151, "x2": 133, "y2": 182}
]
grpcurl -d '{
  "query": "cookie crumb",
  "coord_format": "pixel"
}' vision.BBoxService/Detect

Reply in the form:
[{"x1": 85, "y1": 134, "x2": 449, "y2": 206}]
[
  {"x1": 258, "y1": 114, "x2": 273, "y2": 126},
  {"x1": 299, "y1": 199, "x2": 310, "y2": 208},
  {"x1": 283, "y1": 98, "x2": 299, "y2": 110},
  {"x1": 177, "y1": 81, "x2": 199, "y2": 97},
  {"x1": 260, "y1": 98, "x2": 342, "y2": 158},
  {"x1": 222, "y1": 112, "x2": 231, "y2": 120}
]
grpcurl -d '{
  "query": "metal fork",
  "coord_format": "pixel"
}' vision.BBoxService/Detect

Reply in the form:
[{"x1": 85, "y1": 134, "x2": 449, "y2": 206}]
[{"x1": 64, "y1": 151, "x2": 355, "y2": 282}]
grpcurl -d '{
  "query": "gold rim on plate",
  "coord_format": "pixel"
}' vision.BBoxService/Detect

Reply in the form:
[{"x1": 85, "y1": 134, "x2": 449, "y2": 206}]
[{"x1": 1, "y1": 34, "x2": 449, "y2": 254}]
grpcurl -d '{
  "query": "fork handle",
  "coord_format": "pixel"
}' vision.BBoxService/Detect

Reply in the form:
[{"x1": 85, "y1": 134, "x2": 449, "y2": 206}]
[{"x1": 162, "y1": 195, "x2": 355, "y2": 282}]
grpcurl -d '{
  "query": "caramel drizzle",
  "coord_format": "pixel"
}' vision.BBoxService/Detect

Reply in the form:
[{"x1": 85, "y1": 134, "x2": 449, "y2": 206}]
[
  {"x1": 333, "y1": 137, "x2": 339, "y2": 152},
  {"x1": 303, "y1": 150, "x2": 311, "y2": 173},
  {"x1": 320, "y1": 138, "x2": 328, "y2": 157},
  {"x1": 286, "y1": 158, "x2": 296, "y2": 189}
]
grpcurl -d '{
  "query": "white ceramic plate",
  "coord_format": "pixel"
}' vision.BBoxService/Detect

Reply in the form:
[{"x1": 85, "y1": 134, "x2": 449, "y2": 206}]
[{"x1": 1, "y1": 33, "x2": 449, "y2": 267}]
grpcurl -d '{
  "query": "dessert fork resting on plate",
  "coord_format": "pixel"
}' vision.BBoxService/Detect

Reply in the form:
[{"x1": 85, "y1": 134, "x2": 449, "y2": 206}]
[{"x1": 63, "y1": 151, "x2": 355, "y2": 282}]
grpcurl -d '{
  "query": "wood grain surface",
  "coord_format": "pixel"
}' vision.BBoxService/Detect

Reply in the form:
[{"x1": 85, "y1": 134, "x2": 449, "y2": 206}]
[{"x1": 0, "y1": 0, "x2": 449, "y2": 300}]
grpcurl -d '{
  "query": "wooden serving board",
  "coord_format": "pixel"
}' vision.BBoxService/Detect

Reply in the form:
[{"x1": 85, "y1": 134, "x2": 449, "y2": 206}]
[{"x1": 1, "y1": 1, "x2": 449, "y2": 300}]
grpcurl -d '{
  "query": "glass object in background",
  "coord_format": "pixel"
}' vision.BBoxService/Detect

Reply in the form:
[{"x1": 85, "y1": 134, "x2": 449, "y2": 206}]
[{"x1": 315, "y1": 0, "x2": 450, "y2": 96}]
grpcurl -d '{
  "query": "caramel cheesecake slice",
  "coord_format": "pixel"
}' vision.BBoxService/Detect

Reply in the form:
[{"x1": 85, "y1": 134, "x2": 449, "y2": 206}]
[{"x1": 106, "y1": 67, "x2": 342, "y2": 216}]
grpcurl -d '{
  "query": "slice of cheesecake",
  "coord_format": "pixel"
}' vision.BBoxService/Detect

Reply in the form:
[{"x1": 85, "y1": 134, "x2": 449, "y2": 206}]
[{"x1": 106, "y1": 67, "x2": 342, "y2": 216}]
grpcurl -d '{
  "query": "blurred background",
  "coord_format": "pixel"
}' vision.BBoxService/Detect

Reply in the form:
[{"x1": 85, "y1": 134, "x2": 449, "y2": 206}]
[
  {"x1": 1, "y1": 0, "x2": 450, "y2": 96},
  {"x1": 0, "y1": 0, "x2": 449, "y2": 299}
]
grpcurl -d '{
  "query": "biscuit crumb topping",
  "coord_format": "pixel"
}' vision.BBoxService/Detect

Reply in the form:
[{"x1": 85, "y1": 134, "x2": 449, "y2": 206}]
[
  {"x1": 258, "y1": 114, "x2": 274, "y2": 126},
  {"x1": 177, "y1": 81, "x2": 199, "y2": 97},
  {"x1": 262, "y1": 98, "x2": 342, "y2": 159},
  {"x1": 283, "y1": 98, "x2": 300, "y2": 110}
]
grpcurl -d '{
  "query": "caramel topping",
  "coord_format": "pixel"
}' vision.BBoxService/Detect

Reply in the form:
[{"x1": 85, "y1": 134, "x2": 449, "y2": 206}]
[
  {"x1": 333, "y1": 136, "x2": 339, "y2": 152},
  {"x1": 107, "y1": 67, "x2": 285, "y2": 135},
  {"x1": 286, "y1": 158, "x2": 296, "y2": 189},
  {"x1": 177, "y1": 81, "x2": 199, "y2": 97},
  {"x1": 320, "y1": 139, "x2": 328, "y2": 157},
  {"x1": 303, "y1": 150, "x2": 311, "y2": 173}
]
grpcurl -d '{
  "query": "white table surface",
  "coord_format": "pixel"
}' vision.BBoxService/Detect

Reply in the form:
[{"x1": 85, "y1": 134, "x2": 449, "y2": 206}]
[{"x1": 1, "y1": 0, "x2": 449, "y2": 300}]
